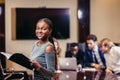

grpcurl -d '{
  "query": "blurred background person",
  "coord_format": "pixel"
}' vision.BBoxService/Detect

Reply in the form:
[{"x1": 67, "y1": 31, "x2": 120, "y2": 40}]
[
  {"x1": 65, "y1": 43, "x2": 84, "y2": 67},
  {"x1": 84, "y1": 34, "x2": 106, "y2": 71},
  {"x1": 99, "y1": 38, "x2": 120, "y2": 75}
]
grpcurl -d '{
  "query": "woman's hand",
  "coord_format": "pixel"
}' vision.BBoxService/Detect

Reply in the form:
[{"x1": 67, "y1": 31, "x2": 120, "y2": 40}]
[{"x1": 30, "y1": 60, "x2": 41, "y2": 71}]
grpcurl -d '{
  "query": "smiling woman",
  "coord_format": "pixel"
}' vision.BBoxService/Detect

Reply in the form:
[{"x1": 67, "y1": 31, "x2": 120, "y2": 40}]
[{"x1": 29, "y1": 18, "x2": 56, "y2": 80}]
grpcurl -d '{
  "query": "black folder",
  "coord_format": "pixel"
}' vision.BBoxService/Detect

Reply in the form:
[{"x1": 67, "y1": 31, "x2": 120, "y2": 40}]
[{"x1": 1, "y1": 52, "x2": 33, "y2": 70}]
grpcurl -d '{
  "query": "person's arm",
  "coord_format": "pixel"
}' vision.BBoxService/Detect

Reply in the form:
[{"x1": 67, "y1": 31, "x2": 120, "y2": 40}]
[
  {"x1": 98, "y1": 48, "x2": 106, "y2": 69},
  {"x1": 84, "y1": 50, "x2": 93, "y2": 67},
  {"x1": 76, "y1": 50, "x2": 83, "y2": 65},
  {"x1": 31, "y1": 52, "x2": 55, "y2": 79},
  {"x1": 41, "y1": 45, "x2": 55, "y2": 77}
]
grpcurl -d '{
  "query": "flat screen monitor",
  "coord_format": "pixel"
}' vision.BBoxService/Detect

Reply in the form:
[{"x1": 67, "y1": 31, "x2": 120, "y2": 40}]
[{"x1": 13, "y1": 8, "x2": 70, "y2": 40}]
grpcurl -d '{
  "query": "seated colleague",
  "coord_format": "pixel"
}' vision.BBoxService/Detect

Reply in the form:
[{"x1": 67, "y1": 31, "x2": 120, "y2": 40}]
[
  {"x1": 65, "y1": 43, "x2": 84, "y2": 66},
  {"x1": 99, "y1": 38, "x2": 120, "y2": 74},
  {"x1": 84, "y1": 34, "x2": 106, "y2": 70}
]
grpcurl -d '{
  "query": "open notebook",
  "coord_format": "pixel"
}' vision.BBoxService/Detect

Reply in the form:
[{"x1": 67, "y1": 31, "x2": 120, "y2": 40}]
[
  {"x1": 1, "y1": 52, "x2": 33, "y2": 70},
  {"x1": 58, "y1": 58, "x2": 77, "y2": 71}
]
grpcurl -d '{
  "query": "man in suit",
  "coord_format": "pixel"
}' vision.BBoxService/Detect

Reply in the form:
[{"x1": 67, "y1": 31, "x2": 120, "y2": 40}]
[
  {"x1": 84, "y1": 34, "x2": 106, "y2": 70},
  {"x1": 65, "y1": 43, "x2": 84, "y2": 66}
]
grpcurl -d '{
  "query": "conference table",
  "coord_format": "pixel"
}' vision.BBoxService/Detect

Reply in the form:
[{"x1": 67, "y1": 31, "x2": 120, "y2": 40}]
[
  {"x1": 53, "y1": 69, "x2": 119, "y2": 80},
  {"x1": 3, "y1": 68, "x2": 119, "y2": 80}
]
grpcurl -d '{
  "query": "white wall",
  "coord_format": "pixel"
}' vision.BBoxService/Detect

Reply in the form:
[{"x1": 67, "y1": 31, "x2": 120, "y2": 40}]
[
  {"x1": 90, "y1": 0, "x2": 120, "y2": 42},
  {"x1": 5, "y1": 0, "x2": 78, "y2": 70}
]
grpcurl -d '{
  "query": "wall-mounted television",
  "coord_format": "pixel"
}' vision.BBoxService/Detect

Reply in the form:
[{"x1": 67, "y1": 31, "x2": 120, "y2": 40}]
[{"x1": 12, "y1": 8, "x2": 70, "y2": 40}]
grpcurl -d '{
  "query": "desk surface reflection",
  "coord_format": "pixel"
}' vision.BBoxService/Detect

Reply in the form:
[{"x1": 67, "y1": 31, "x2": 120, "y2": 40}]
[{"x1": 53, "y1": 70, "x2": 118, "y2": 80}]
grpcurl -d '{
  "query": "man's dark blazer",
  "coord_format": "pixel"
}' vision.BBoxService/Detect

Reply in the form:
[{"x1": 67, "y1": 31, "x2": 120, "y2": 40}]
[
  {"x1": 65, "y1": 50, "x2": 84, "y2": 66},
  {"x1": 84, "y1": 47, "x2": 106, "y2": 68}
]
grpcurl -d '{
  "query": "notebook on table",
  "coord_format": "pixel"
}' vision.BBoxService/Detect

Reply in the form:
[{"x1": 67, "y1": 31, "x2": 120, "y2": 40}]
[{"x1": 58, "y1": 58, "x2": 77, "y2": 71}]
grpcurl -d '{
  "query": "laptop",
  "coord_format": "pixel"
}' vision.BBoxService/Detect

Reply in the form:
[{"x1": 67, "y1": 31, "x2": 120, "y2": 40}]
[{"x1": 58, "y1": 58, "x2": 77, "y2": 71}]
